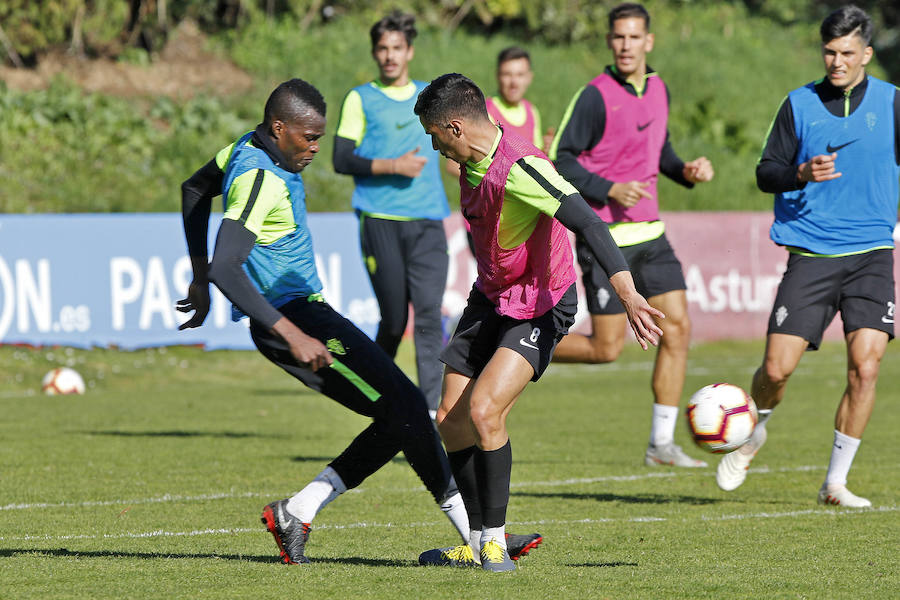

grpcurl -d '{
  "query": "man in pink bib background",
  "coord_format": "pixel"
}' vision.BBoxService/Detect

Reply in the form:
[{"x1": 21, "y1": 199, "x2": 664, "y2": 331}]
[
  {"x1": 449, "y1": 46, "x2": 555, "y2": 254},
  {"x1": 485, "y1": 46, "x2": 553, "y2": 152},
  {"x1": 550, "y1": 2, "x2": 715, "y2": 468}
]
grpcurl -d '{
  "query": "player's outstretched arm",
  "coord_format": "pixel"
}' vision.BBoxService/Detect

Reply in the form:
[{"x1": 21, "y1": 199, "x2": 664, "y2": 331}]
[
  {"x1": 206, "y1": 219, "x2": 332, "y2": 371},
  {"x1": 175, "y1": 281, "x2": 210, "y2": 330},
  {"x1": 271, "y1": 317, "x2": 333, "y2": 371},
  {"x1": 177, "y1": 158, "x2": 224, "y2": 329},
  {"x1": 553, "y1": 193, "x2": 664, "y2": 349},
  {"x1": 510, "y1": 153, "x2": 664, "y2": 347},
  {"x1": 206, "y1": 219, "x2": 281, "y2": 326},
  {"x1": 553, "y1": 191, "x2": 628, "y2": 275},
  {"x1": 608, "y1": 271, "x2": 664, "y2": 350}
]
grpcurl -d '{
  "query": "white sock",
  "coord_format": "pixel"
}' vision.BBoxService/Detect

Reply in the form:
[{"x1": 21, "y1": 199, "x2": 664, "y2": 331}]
[
  {"x1": 469, "y1": 529, "x2": 482, "y2": 557},
  {"x1": 286, "y1": 466, "x2": 347, "y2": 523},
  {"x1": 740, "y1": 408, "x2": 773, "y2": 455},
  {"x1": 824, "y1": 430, "x2": 861, "y2": 487},
  {"x1": 439, "y1": 492, "x2": 469, "y2": 542},
  {"x1": 481, "y1": 526, "x2": 507, "y2": 550},
  {"x1": 649, "y1": 403, "x2": 679, "y2": 446}
]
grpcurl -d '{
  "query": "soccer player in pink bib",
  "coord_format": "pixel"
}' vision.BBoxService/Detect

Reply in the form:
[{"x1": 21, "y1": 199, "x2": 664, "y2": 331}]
[
  {"x1": 414, "y1": 73, "x2": 663, "y2": 572},
  {"x1": 550, "y1": 2, "x2": 714, "y2": 468},
  {"x1": 450, "y1": 46, "x2": 554, "y2": 254}
]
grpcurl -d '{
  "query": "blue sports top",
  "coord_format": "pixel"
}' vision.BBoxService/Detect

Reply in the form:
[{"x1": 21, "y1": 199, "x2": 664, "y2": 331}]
[
  {"x1": 220, "y1": 131, "x2": 323, "y2": 320},
  {"x1": 771, "y1": 76, "x2": 899, "y2": 255},
  {"x1": 350, "y1": 81, "x2": 449, "y2": 219}
]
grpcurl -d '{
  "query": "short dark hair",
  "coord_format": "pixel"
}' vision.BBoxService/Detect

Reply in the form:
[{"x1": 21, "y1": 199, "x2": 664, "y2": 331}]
[
  {"x1": 414, "y1": 73, "x2": 490, "y2": 125},
  {"x1": 263, "y1": 78, "x2": 326, "y2": 126},
  {"x1": 497, "y1": 46, "x2": 530, "y2": 67},
  {"x1": 608, "y1": 2, "x2": 650, "y2": 31},
  {"x1": 820, "y1": 4, "x2": 872, "y2": 45},
  {"x1": 370, "y1": 11, "x2": 417, "y2": 49}
]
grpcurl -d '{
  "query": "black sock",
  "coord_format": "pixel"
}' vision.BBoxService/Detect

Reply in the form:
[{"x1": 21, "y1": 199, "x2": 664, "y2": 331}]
[
  {"x1": 474, "y1": 440, "x2": 512, "y2": 528},
  {"x1": 447, "y1": 446, "x2": 481, "y2": 532}
]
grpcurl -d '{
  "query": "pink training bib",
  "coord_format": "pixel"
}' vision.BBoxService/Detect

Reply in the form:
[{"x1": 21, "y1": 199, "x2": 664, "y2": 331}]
[
  {"x1": 576, "y1": 72, "x2": 668, "y2": 223},
  {"x1": 486, "y1": 97, "x2": 537, "y2": 146},
  {"x1": 460, "y1": 133, "x2": 576, "y2": 319}
]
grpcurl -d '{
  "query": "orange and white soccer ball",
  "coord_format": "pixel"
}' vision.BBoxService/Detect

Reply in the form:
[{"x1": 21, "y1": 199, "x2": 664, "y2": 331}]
[
  {"x1": 685, "y1": 383, "x2": 757, "y2": 453},
  {"x1": 41, "y1": 367, "x2": 86, "y2": 395}
]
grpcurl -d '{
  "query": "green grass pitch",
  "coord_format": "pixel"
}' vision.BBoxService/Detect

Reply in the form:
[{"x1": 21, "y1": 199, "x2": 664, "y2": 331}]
[{"x1": 1, "y1": 340, "x2": 897, "y2": 599}]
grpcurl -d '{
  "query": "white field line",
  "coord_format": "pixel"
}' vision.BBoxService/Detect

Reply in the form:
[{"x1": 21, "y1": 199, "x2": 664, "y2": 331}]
[
  {"x1": 0, "y1": 465, "x2": 825, "y2": 511},
  {"x1": 0, "y1": 465, "x2": 831, "y2": 513},
  {"x1": 510, "y1": 471, "x2": 678, "y2": 488},
  {"x1": 0, "y1": 491, "x2": 265, "y2": 512},
  {"x1": 546, "y1": 357, "x2": 848, "y2": 377},
  {"x1": 0, "y1": 465, "x2": 830, "y2": 513},
  {"x1": 2, "y1": 506, "x2": 896, "y2": 543}
]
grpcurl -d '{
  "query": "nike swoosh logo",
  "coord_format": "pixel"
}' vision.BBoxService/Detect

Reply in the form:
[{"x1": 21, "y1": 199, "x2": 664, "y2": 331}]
[
  {"x1": 637, "y1": 120, "x2": 654, "y2": 132},
  {"x1": 826, "y1": 139, "x2": 857, "y2": 153},
  {"x1": 396, "y1": 118, "x2": 418, "y2": 129},
  {"x1": 278, "y1": 504, "x2": 294, "y2": 529},
  {"x1": 519, "y1": 338, "x2": 539, "y2": 350},
  {"x1": 882, "y1": 316, "x2": 894, "y2": 324}
]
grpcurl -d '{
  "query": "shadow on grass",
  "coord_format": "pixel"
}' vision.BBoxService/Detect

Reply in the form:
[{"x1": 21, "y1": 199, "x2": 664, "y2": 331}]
[
  {"x1": 513, "y1": 491, "x2": 719, "y2": 505},
  {"x1": 567, "y1": 561, "x2": 639, "y2": 568},
  {"x1": 78, "y1": 430, "x2": 288, "y2": 439},
  {"x1": 291, "y1": 455, "x2": 409, "y2": 465},
  {"x1": 251, "y1": 387, "x2": 319, "y2": 397},
  {"x1": 306, "y1": 556, "x2": 418, "y2": 567},
  {"x1": 0, "y1": 547, "x2": 281, "y2": 563},
  {"x1": 0, "y1": 548, "x2": 417, "y2": 567}
]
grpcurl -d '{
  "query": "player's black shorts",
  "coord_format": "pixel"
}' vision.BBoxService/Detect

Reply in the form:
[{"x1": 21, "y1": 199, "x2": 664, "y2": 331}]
[
  {"x1": 440, "y1": 284, "x2": 577, "y2": 382},
  {"x1": 249, "y1": 296, "x2": 450, "y2": 498},
  {"x1": 766, "y1": 249, "x2": 895, "y2": 350},
  {"x1": 249, "y1": 296, "x2": 421, "y2": 418},
  {"x1": 576, "y1": 232, "x2": 686, "y2": 315}
]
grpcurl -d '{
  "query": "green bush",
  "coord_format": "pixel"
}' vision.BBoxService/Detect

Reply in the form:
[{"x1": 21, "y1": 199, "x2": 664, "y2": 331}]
[
  {"x1": 0, "y1": 1, "x2": 893, "y2": 213},
  {"x1": 0, "y1": 79, "x2": 251, "y2": 213}
]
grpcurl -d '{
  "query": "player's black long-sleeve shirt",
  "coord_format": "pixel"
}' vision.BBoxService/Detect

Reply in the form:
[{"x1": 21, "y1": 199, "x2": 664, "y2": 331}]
[
  {"x1": 756, "y1": 75, "x2": 900, "y2": 194},
  {"x1": 180, "y1": 125, "x2": 290, "y2": 329},
  {"x1": 553, "y1": 65, "x2": 692, "y2": 206}
]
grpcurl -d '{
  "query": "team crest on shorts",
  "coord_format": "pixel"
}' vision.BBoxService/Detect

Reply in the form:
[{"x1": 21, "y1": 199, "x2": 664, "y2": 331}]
[
  {"x1": 597, "y1": 288, "x2": 611, "y2": 309},
  {"x1": 326, "y1": 338, "x2": 347, "y2": 355},
  {"x1": 775, "y1": 305, "x2": 789, "y2": 327}
]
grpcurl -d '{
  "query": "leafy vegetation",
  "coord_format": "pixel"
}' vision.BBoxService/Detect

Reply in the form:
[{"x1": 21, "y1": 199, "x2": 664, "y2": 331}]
[
  {"x1": 0, "y1": 1, "x2": 896, "y2": 213},
  {"x1": 0, "y1": 79, "x2": 249, "y2": 213},
  {"x1": 3, "y1": 2, "x2": 898, "y2": 68}
]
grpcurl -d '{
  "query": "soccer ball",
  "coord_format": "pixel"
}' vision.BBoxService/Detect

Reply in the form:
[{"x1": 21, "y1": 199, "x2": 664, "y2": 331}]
[
  {"x1": 685, "y1": 383, "x2": 757, "y2": 453},
  {"x1": 41, "y1": 367, "x2": 86, "y2": 395}
]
